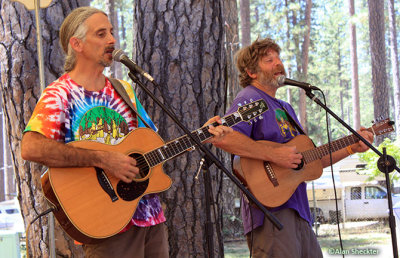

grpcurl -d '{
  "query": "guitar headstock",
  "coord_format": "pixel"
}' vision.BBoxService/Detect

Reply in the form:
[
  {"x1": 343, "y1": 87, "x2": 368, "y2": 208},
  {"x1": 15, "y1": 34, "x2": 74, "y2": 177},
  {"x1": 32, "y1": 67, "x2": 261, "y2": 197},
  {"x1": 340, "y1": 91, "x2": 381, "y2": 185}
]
[
  {"x1": 370, "y1": 118, "x2": 395, "y2": 136},
  {"x1": 238, "y1": 99, "x2": 268, "y2": 122}
]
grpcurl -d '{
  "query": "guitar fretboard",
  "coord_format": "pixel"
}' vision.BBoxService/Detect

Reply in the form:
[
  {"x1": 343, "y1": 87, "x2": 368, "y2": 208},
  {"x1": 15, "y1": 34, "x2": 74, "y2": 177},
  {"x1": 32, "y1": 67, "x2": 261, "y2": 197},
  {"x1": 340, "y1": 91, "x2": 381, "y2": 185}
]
[
  {"x1": 301, "y1": 132, "x2": 368, "y2": 164},
  {"x1": 143, "y1": 112, "x2": 244, "y2": 167}
]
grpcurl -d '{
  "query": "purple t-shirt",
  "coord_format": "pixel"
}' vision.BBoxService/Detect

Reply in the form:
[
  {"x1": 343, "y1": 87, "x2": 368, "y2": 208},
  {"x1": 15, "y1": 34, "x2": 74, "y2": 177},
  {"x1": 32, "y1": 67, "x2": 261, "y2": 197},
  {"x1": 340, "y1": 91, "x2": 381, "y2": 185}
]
[{"x1": 225, "y1": 85, "x2": 312, "y2": 235}]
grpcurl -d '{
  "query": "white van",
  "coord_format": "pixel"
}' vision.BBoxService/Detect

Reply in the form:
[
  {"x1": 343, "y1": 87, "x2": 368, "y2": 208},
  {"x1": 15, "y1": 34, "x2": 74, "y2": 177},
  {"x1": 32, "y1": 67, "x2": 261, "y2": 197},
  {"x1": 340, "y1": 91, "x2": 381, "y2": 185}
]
[{"x1": 0, "y1": 199, "x2": 24, "y2": 232}]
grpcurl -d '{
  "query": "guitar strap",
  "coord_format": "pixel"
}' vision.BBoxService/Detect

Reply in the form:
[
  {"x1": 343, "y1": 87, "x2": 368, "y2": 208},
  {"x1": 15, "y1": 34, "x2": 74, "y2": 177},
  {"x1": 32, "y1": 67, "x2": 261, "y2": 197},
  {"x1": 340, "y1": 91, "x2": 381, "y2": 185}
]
[
  {"x1": 282, "y1": 106, "x2": 317, "y2": 148},
  {"x1": 282, "y1": 107, "x2": 306, "y2": 136},
  {"x1": 108, "y1": 77, "x2": 152, "y2": 129}
]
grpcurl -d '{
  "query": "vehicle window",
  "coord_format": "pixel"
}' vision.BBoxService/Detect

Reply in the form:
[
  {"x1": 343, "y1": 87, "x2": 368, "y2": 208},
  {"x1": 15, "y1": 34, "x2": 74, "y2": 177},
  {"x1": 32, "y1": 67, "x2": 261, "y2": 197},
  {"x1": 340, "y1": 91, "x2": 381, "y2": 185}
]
[
  {"x1": 365, "y1": 186, "x2": 387, "y2": 199},
  {"x1": 351, "y1": 187, "x2": 361, "y2": 200}
]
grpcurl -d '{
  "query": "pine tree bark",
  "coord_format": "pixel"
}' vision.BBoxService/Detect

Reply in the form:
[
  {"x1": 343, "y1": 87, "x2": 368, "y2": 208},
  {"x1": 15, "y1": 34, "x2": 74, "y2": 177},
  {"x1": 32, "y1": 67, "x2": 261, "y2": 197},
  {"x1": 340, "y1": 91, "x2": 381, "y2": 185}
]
[
  {"x1": 133, "y1": 1, "x2": 229, "y2": 256},
  {"x1": 0, "y1": 1, "x2": 88, "y2": 257},
  {"x1": 222, "y1": 0, "x2": 242, "y2": 239},
  {"x1": 349, "y1": 0, "x2": 361, "y2": 130},
  {"x1": 105, "y1": 0, "x2": 122, "y2": 79},
  {"x1": 388, "y1": 0, "x2": 400, "y2": 138},
  {"x1": 239, "y1": 0, "x2": 251, "y2": 47},
  {"x1": 367, "y1": 0, "x2": 390, "y2": 145}
]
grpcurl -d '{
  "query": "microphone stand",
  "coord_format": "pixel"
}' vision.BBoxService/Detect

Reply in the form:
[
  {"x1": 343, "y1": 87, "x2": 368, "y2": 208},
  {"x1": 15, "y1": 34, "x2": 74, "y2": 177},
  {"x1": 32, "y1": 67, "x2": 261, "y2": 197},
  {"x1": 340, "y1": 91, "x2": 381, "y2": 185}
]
[
  {"x1": 127, "y1": 71, "x2": 283, "y2": 254},
  {"x1": 194, "y1": 155, "x2": 222, "y2": 258},
  {"x1": 304, "y1": 89, "x2": 399, "y2": 258}
]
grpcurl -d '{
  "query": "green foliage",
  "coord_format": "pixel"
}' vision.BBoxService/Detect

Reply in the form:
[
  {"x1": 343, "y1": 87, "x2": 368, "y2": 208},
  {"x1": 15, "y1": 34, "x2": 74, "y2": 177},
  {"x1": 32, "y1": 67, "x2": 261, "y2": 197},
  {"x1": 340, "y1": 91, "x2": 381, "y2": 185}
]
[{"x1": 359, "y1": 137, "x2": 400, "y2": 182}]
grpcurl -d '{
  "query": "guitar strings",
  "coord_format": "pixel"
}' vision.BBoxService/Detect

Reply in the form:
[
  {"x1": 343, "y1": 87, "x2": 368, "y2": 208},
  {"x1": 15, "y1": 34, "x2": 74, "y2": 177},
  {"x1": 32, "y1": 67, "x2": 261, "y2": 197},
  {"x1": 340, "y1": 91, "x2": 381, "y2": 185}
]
[{"x1": 129, "y1": 114, "x2": 240, "y2": 177}]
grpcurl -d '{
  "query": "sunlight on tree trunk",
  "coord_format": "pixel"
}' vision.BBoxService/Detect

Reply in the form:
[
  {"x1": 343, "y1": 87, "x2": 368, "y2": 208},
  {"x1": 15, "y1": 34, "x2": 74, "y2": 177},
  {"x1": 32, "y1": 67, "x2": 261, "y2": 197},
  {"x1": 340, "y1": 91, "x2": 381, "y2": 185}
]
[
  {"x1": 348, "y1": 0, "x2": 361, "y2": 130},
  {"x1": 388, "y1": 0, "x2": 400, "y2": 138},
  {"x1": 239, "y1": 0, "x2": 251, "y2": 47},
  {"x1": 299, "y1": 0, "x2": 312, "y2": 134},
  {"x1": 368, "y1": 0, "x2": 390, "y2": 145}
]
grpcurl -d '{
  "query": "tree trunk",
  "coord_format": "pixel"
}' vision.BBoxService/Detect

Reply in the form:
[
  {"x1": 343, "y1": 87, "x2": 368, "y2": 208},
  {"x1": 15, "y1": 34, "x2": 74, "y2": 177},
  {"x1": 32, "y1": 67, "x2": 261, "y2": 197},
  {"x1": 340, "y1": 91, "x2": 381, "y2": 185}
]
[
  {"x1": 239, "y1": 0, "x2": 251, "y2": 47},
  {"x1": 0, "y1": 1, "x2": 88, "y2": 257},
  {"x1": 222, "y1": 0, "x2": 242, "y2": 240},
  {"x1": 299, "y1": 0, "x2": 312, "y2": 134},
  {"x1": 349, "y1": 0, "x2": 361, "y2": 130},
  {"x1": 284, "y1": 0, "x2": 292, "y2": 105},
  {"x1": 368, "y1": 0, "x2": 390, "y2": 145},
  {"x1": 105, "y1": 0, "x2": 122, "y2": 79},
  {"x1": 133, "y1": 1, "x2": 229, "y2": 256},
  {"x1": 388, "y1": 0, "x2": 400, "y2": 138}
]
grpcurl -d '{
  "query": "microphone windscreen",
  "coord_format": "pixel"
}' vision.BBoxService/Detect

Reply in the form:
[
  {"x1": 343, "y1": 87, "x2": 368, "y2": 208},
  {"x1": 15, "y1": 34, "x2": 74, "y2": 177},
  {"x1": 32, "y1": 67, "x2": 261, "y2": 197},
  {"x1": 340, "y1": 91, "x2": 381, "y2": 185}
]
[
  {"x1": 277, "y1": 75, "x2": 286, "y2": 86},
  {"x1": 112, "y1": 49, "x2": 125, "y2": 62}
]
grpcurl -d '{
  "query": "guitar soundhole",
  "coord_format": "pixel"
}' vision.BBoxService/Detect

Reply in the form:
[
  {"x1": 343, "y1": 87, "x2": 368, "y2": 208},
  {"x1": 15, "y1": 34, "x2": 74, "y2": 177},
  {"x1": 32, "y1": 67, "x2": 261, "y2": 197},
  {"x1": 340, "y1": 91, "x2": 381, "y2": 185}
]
[
  {"x1": 129, "y1": 153, "x2": 150, "y2": 179},
  {"x1": 116, "y1": 153, "x2": 150, "y2": 201},
  {"x1": 117, "y1": 179, "x2": 149, "y2": 201},
  {"x1": 294, "y1": 159, "x2": 304, "y2": 171}
]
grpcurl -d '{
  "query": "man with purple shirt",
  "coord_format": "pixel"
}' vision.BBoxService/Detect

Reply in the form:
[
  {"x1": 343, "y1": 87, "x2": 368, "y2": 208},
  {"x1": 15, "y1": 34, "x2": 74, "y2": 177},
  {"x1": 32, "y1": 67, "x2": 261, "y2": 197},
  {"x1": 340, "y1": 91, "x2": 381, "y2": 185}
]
[{"x1": 208, "y1": 38, "x2": 373, "y2": 257}]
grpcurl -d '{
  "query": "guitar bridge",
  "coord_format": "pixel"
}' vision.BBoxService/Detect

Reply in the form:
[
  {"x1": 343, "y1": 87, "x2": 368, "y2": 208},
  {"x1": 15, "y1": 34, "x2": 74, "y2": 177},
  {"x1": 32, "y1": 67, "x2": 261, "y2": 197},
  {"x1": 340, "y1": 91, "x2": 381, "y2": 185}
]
[
  {"x1": 263, "y1": 161, "x2": 279, "y2": 187},
  {"x1": 96, "y1": 168, "x2": 119, "y2": 202}
]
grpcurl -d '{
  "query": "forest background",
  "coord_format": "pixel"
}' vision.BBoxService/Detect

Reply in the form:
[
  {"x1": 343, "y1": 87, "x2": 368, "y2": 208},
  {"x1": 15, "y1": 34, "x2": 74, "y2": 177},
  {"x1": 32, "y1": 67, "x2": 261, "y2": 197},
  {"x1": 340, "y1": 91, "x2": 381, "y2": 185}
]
[{"x1": 0, "y1": 0, "x2": 399, "y2": 257}]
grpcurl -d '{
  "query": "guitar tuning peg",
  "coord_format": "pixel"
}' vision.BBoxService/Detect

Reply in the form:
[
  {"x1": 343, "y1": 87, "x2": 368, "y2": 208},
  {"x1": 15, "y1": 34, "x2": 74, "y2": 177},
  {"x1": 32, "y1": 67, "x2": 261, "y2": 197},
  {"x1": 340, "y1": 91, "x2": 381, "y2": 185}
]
[
  {"x1": 250, "y1": 98, "x2": 254, "y2": 102},
  {"x1": 253, "y1": 118, "x2": 257, "y2": 122},
  {"x1": 248, "y1": 121, "x2": 252, "y2": 125},
  {"x1": 259, "y1": 115, "x2": 264, "y2": 120},
  {"x1": 244, "y1": 100, "x2": 247, "y2": 104}
]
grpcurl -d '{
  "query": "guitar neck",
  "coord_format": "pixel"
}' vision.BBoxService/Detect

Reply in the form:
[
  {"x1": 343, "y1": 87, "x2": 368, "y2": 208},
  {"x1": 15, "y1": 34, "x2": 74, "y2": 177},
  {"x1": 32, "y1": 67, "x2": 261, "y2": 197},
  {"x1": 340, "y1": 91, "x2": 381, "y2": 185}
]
[
  {"x1": 143, "y1": 112, "x2": 243, "y2": 167},
  {"x1": 302, "y1": 128, "x2": 372, "y2": 163}
]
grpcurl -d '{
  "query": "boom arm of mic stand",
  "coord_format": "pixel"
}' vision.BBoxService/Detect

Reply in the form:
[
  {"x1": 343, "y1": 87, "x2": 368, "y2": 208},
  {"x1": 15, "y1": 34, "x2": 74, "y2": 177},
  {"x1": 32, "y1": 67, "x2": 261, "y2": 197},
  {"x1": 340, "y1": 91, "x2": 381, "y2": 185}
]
[{"x1": 128, "y1": 71, "x2": 283, "y2": 230}]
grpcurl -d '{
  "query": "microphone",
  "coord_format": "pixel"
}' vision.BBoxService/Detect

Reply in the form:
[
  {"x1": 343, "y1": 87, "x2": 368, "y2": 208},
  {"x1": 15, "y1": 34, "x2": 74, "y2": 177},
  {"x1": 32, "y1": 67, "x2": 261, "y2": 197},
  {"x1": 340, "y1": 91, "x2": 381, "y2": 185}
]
[
  {"x1": 112, "y1": 49, "x2": 154, "y2": 82},
  {"x1": 277, "y1": 75, "x2": 320, "y2": 91}
]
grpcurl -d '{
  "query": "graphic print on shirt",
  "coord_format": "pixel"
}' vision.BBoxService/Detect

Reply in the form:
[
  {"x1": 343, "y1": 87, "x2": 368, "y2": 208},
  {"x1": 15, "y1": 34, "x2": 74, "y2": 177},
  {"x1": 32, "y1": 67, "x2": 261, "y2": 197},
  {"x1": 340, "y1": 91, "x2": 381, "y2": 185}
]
[
  {"x1": 78, "y1": 106, "x2": 129, "y2": 145},
  {"x1": 275, "y1": 108, "x2": 297, "y2": 139}
]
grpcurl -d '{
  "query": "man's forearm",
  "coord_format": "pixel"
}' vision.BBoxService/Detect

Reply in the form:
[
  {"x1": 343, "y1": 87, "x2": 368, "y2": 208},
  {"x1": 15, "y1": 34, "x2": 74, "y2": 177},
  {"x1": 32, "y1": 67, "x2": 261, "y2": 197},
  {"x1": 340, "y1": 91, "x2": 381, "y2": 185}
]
[{"x1": 21, "y1": 131, "x2": 104, "y2": 168}]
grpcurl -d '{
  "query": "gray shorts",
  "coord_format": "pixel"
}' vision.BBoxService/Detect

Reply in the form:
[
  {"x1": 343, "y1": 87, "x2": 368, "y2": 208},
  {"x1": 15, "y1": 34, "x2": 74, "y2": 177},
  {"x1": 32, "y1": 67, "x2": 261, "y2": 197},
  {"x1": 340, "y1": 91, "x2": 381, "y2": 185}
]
[
  {"x1": 246, "y1": 208, "x2": 323, "y2": 258},
  {"x1": 83, "y1": 223, "x2": 169, "y2": 258}
]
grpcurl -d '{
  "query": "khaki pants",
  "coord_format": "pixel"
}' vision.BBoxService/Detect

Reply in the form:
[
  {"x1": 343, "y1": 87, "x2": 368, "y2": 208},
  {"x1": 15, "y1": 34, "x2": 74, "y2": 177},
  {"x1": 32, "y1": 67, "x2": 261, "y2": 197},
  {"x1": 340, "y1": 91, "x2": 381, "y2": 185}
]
[
  {"x1": 246, "y1": 209, "x2": 323, "y2": 258},
  {"x1": 83, "y1": 223, "x2": 169, "y2": 258}
]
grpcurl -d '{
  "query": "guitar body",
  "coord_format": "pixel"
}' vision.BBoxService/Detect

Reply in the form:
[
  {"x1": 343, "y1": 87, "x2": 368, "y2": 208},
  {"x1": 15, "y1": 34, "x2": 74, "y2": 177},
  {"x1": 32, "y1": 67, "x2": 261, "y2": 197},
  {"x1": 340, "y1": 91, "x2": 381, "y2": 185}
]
[
  {"x1": 233, "y1": 134, "x2": 323, "y2": 208},
  {"x1": 42, "y1": 128, "x2": 172, "y2": 243}
]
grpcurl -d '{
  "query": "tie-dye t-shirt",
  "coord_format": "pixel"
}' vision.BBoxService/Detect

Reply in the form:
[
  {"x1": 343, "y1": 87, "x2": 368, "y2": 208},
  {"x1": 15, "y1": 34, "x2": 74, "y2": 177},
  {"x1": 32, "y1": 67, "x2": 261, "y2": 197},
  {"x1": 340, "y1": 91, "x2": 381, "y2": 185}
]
[{"x1": 24, "y1": 73, "x2": 165, "y2": 230}]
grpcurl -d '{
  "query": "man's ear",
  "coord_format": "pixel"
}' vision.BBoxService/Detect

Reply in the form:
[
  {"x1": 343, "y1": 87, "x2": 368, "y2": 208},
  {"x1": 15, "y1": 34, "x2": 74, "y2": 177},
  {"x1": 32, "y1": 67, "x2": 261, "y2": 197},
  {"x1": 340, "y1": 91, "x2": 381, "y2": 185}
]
[
  {"x1": 69, "y1": 37, "x2": 83, "y2": 53},
  {"x1": 246, "y1": 68, "x2": 257, "y2": 79}
]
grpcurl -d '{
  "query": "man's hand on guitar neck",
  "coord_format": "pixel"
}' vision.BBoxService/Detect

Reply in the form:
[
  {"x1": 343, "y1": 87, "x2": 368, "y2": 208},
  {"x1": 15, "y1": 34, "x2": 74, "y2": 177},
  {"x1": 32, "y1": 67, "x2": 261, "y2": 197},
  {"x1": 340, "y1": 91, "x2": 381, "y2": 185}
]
[
  {"x1": 203, "y1": 116, "x2": 233, "y2": 144},
  {"x1": 349, "y1": 127, "x2": 374, "y2": 153}
]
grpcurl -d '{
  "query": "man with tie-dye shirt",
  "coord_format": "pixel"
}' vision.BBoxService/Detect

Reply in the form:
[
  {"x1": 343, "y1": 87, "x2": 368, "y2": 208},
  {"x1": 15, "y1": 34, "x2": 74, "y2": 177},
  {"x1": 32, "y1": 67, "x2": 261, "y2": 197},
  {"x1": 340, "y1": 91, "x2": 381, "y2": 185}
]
[{"x1": 21, "y1": 7, "x2": 168, "y2": 258}]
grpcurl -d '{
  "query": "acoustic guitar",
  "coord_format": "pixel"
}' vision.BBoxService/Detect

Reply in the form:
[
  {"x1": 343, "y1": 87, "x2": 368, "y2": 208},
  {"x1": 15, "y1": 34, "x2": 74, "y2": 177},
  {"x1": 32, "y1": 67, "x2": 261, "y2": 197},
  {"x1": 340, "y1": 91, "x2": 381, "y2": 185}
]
[
  {"x1": 41, "y1": 99, "x2": 268, "y2": 243},
  {"x1": 233, "y1": 118, "x2": 394, "y2": 208}
]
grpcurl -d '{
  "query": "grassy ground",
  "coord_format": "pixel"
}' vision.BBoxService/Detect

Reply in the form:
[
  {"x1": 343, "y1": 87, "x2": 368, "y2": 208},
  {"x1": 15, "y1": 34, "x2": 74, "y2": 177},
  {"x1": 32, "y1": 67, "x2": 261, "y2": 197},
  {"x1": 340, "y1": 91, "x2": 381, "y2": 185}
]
[{"x1": 224, "y1": 220, "x2": 394, "y2": 258}]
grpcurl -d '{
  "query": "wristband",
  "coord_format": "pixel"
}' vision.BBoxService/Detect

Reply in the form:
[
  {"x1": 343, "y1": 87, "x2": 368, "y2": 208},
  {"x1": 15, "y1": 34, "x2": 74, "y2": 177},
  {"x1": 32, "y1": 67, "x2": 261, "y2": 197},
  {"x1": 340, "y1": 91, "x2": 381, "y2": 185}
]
[{"x1": 346, "y1": 146, "x2": 354, "y2": 155}]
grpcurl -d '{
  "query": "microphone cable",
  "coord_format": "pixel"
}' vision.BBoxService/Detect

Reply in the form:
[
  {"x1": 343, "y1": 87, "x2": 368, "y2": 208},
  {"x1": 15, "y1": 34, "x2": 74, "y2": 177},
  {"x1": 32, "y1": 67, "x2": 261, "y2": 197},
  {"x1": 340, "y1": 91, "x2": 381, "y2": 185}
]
[
  {"x1": 24, "y1": 207, "x2": 55, "y2": 258},
  {"x1": 318, "y1": 90, "x2": 345, "y2": 258}
]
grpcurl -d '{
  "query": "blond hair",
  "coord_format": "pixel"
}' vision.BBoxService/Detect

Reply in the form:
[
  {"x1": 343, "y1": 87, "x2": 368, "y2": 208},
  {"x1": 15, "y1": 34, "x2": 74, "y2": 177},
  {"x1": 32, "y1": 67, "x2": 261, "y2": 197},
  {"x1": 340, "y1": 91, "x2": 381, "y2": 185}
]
[
  {"x1": 59, "y1": 7, "x2": 107, "y2": 72},
  {"x1": 236, "y1": 38, "x2": 281, "y2": 88}
]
